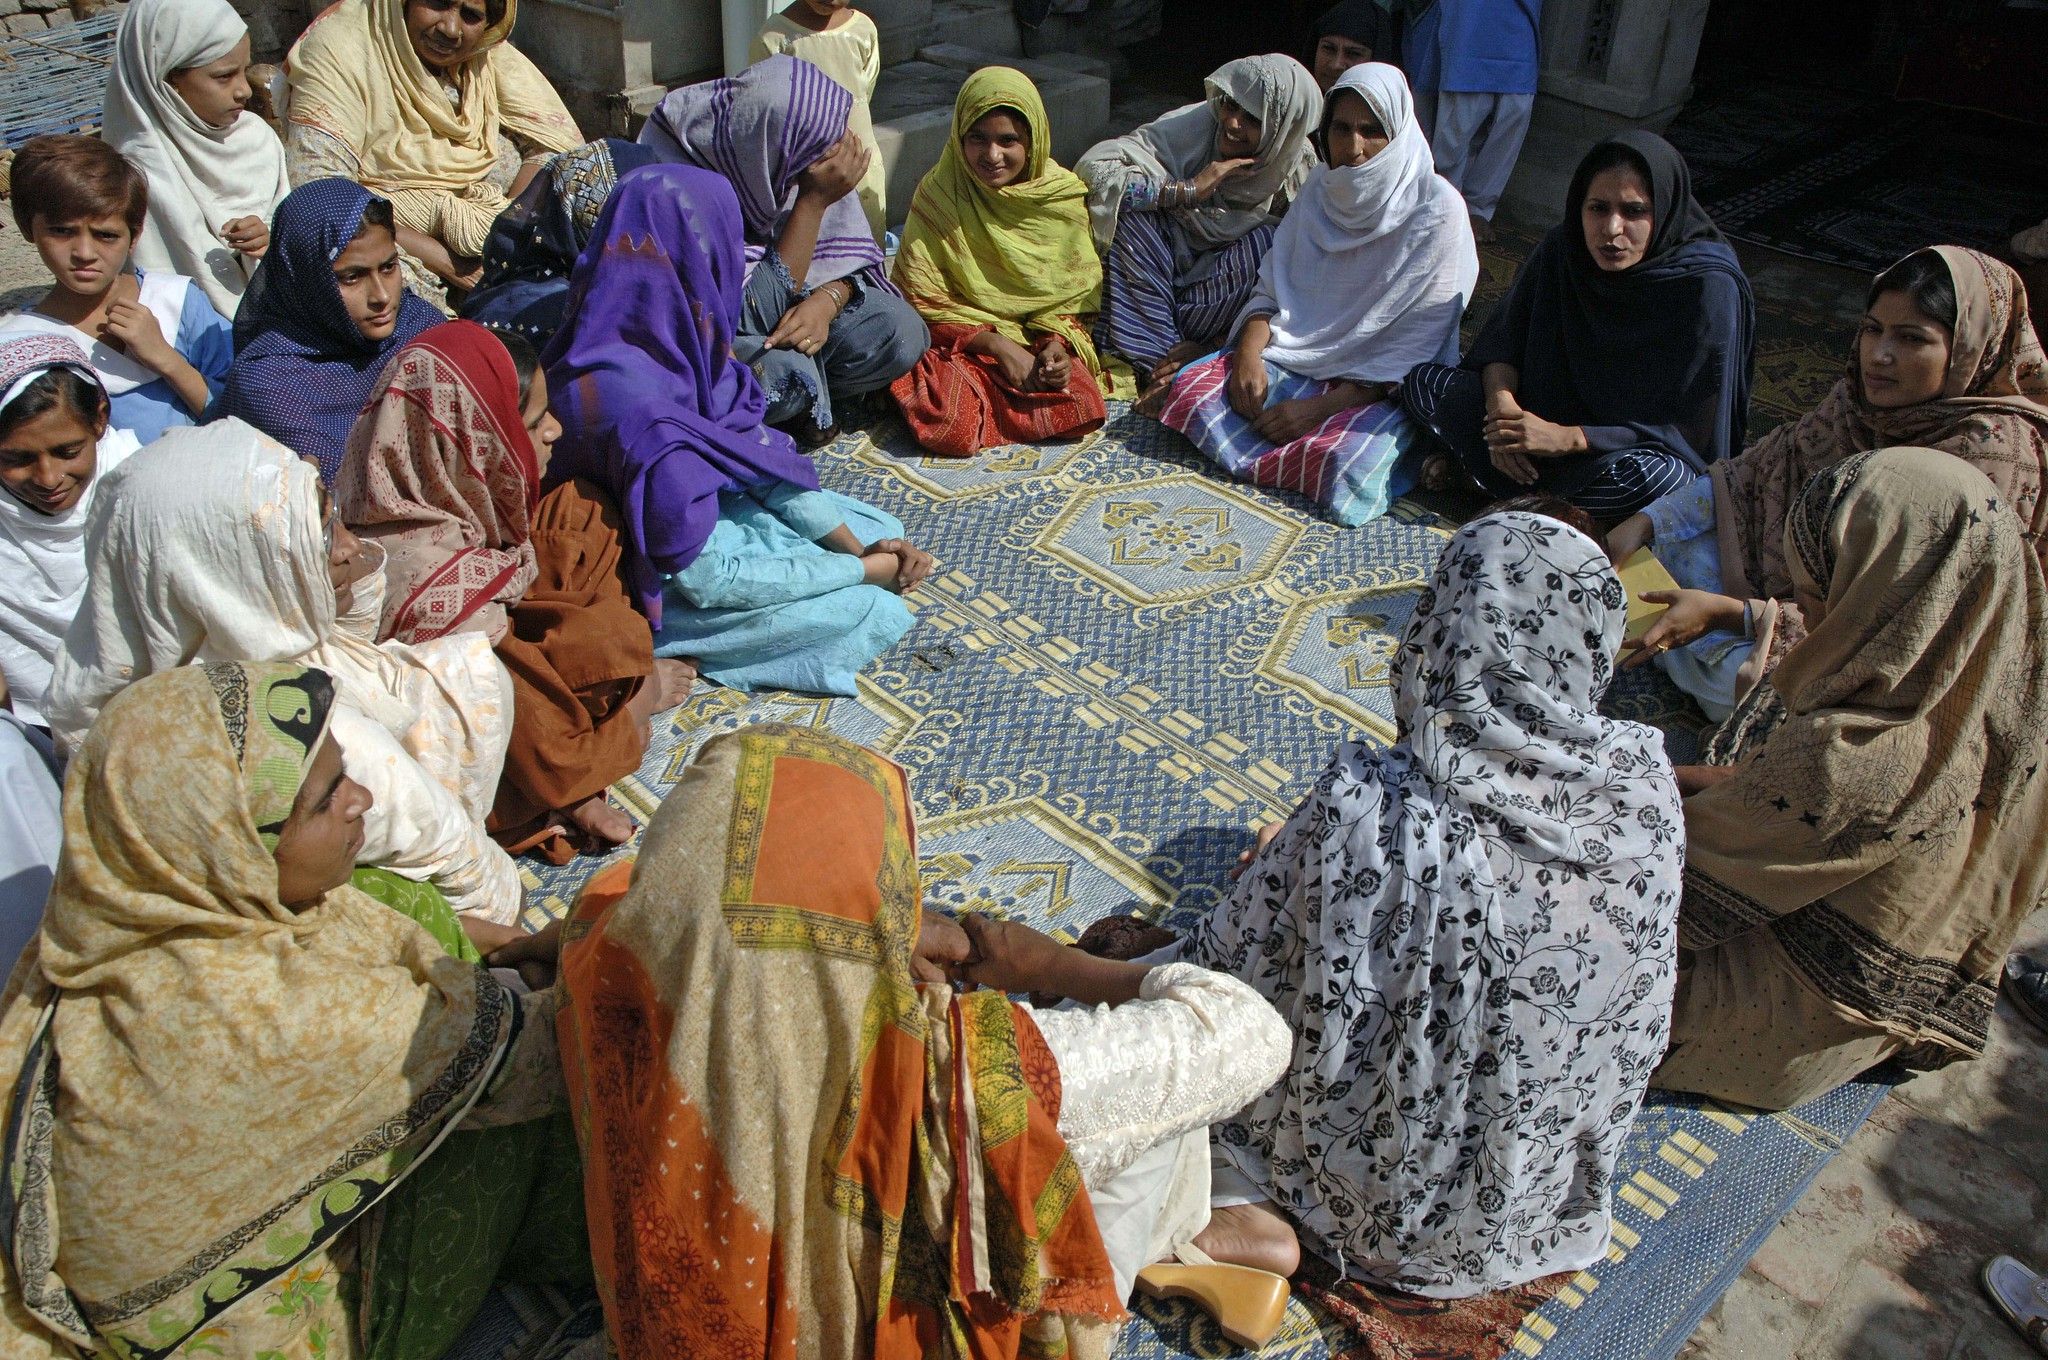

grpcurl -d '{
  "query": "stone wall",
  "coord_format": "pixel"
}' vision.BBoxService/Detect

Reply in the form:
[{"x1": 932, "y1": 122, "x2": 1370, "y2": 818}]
[
  {"x1": 0, "y1": 0, "x2": 312, "y2": 56},
  {"x1": 233, "y1": 0, "x2": 317, "y2": 61},
  {"x1": 0, "y1": 0, "x2": 107, "y2": 38}
]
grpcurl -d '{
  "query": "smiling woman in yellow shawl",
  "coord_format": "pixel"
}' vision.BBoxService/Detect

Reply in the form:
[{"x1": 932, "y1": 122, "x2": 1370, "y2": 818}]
[
  {"x1": 286, "y1": 0, "x2": 582, "y2": 293},
  {"x1": 890, "y1": 66, "x2": 1134, "y2": 458}
]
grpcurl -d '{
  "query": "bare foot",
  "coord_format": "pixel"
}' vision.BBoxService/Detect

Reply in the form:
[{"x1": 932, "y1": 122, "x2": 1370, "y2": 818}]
[
  {"x1": 650, "y1": 657, "x2": 695, "y2": 712},
  {"x1": 623, "y1": 657, "x2": 697, "y2": 731},
  {"x1": 1194, "y1": 1201, "x2": 1301, "y2": 1278},
  {"x1": 1134, "y1": 382, "x2": 1174, "y2": 420},
  {"x1": 1419, "y1": 451, "x2": 1457, "y2": 493},
  {"x1": 1231, "y1": 821, "x2": 1286, "y2": 880},
  {"x1": 565, "y1": 793, "x2": 635, "y2": 847},
  {"x1": 1470, "y1": 213, "x2": 1497, "y2": 243}
]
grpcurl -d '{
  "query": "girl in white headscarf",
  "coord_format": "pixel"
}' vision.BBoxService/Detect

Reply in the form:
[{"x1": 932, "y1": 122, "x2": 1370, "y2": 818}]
[
  {"x1": 45, "y1": 420, "x2": 526, "y2": 924},
  {"x1": 1157, "y1": 63, "x2": 1477, "y2": 526},
  {"x1": 100, "y1": 0, "x2": 291, "y2": 316},
  {"x1": 0, "y1": 335, "x2": 141, "y2": 731},
  {"x1": 1191, "y1": 508, "x2": 1684, "y2": 1296}
]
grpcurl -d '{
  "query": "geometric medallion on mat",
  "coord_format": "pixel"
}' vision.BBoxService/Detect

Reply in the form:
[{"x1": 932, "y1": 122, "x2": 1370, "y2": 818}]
[{"x1": 477, "y1": 359, "x2": 1883, "y2": 1360}]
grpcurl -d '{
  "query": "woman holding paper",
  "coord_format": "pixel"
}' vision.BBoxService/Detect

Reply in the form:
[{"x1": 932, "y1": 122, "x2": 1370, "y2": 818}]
[{"x1": 1613, "y1": 246, "x2": 2047, "y2": 724}]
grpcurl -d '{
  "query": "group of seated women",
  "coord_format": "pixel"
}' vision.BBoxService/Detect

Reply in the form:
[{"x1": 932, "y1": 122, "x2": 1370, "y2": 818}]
[
  {"x1": 4, "y1": 448, "x2": 2041, "y2": 1359},
  {"x1": 1, "y1": 0, "x2": 2046, "y2": 1356}
]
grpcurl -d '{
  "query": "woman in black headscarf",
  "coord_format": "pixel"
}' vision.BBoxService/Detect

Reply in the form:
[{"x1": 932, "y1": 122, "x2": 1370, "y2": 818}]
[
  {"x1": 1401, "y1": 130, "x2": 1756, "y2": 519},
  {"x1": 1310, "y1": 1, "x2": 1387, "y2": 90}
]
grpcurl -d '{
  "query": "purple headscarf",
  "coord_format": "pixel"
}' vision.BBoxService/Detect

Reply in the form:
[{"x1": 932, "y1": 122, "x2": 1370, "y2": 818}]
[
  {"x1": 638, "y1": 55, "x2": 884, "y2": 289},
  {"x1": 541, "y1": 163, "x2": 822, "y2": 625}
]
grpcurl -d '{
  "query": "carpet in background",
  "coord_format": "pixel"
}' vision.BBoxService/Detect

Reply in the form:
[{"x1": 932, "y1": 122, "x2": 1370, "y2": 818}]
[{"x1": 1660, "y1": 78, "x2": 2048, "y2": 274}]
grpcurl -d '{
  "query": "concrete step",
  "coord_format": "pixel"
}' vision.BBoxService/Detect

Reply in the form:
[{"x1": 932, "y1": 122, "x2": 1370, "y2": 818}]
[
  {"x1": 923, "y1": 0, "x2": 1022, "y2": 59},
  {"x1": 871, "y1": 45, "x2": 1110, "y2": 228}
]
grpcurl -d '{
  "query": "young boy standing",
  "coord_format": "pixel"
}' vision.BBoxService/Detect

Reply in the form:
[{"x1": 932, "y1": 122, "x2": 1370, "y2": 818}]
[
  {"x1": 749, "y1": 0, "x2": 888, "y2": 238},
  {"x1": 1405, "y1": 0, "x2": 1543, "y2": 240},
  {"x1": 0, "y1": 135, "x2": 233, "y2": 440}
]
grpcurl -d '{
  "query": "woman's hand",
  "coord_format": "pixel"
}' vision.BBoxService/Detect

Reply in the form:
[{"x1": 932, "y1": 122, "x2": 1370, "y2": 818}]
[
  {"x1": 913, "y1": 910, "x2": 972, "y2": 985},
  {"x1": 765, "y1": 289, "x2": 838, "y2": 356},
  {"x1": 1149, "y1": 339, "x2": 1207, "y2": 388},
  {"x1": 797, "y1": 133, "x2": 870, "y2": 204},
  {"x1": 1673, "y1": 764, "x2": 1739, "y2": 797},
  {"x1": 1620, "y1": 588, "x2": 1746, "y2": 666},
  {"x1": 859, "y1": 548, "x2": 903, "y2": 587},
  {"x1": 1479, "y1": 386, "x2": 1537, "y2": 485},
  {"x1": 864, "y1": 536, "x2": 933, "y2": 592},
  {"x1": 1606, "y1": 512, "x2": 1654, "y2": 564},
  {"x1": 486, "y1": 919, "x2": 566, "y2": 991},
  {"x1": 985, "y1": 335, "x2": 1040, "y2": 393},
  {"x1": 1484, "y1": 405, "x2": 1586, "y2": 459},
  {"x1": 1192, "y1": 157, "x2": 1257, "y2": 201},
  {"x1": 1251, "y1": 395, "x2": 1330, "y2": 445},
  {"x1": 959, "y1": 914, "x2": 1072, "y2": 996},
  {"x1": 1029, "y1": 336, "x2": 1073, "y2": 392},
  {"x1": 1227, "y1": 347, "x2": 1269, "y2": 420},
  {"x1": 222, "y1": 215, "x2": 270, "y2": 258}
]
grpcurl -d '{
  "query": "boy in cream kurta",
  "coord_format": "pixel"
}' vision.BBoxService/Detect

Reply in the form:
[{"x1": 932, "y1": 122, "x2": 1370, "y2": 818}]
[{"x1": 750, "y1": 0, "x2": 887, "y2": 236}]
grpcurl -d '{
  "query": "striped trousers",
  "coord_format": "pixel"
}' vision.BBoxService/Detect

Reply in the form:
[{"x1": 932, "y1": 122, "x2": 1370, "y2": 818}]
[{"x1": 1095, "y1": 212, "x2": 1275, "y2": 373}]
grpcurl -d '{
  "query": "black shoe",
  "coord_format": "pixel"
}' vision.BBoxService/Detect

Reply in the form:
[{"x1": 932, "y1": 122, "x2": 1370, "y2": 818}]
[{"x1": 2003, "y1": 954, "x2": 2048, "y2": 1037}]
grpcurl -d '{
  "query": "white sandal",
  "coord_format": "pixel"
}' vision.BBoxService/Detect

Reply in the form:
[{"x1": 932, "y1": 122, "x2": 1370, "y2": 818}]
[{"x1": 1982, "y1": 1255, "x2": 2048, "y2": 1355}]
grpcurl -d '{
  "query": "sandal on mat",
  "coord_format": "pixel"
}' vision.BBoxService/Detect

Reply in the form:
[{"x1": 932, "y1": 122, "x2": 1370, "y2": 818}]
[
  {"x1": 1982, "y1": 1255, "x2": 2048, "y2": 1355},
  {"x1": 1137, "y1": 1243, "x2": 1290, "y2": 1351}
]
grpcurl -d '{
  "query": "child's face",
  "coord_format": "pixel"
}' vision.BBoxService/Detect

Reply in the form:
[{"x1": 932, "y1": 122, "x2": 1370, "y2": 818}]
[
  {"x1": 799, "y1": 0, "x2": 852, "y2": 16},
  {"x1": 0, "y1": 400, "x2": 106, "y2": 517},
  {"x1": 31, "y1": 215, "x2": 133, "y2": 298},
  {"x1": 330, "y1": 223, "x2": 404, "y2": 342},
  {"x1": 166, "y1": 33, "x2": 254, "y2": 129},
  {"x1": 520, "y1": 368, "x2": 562, "y2": 478},
  {"x1": 963, "y1": 110, "x2": 1030, "y2": 190}
]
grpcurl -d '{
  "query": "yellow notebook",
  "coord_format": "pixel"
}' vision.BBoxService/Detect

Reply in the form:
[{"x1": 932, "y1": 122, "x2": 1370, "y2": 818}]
[{"x1": 1617, "y1": 548, "x2": 1681, "y2": 642}]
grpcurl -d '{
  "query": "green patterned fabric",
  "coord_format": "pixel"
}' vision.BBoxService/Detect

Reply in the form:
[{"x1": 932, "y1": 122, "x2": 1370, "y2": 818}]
[
  {"x1": 205, "y1": 661, "x2": 338, "y2": 851},
  {"x1": 349, "y1": 870, "x2": 590, "y2": 1360}
]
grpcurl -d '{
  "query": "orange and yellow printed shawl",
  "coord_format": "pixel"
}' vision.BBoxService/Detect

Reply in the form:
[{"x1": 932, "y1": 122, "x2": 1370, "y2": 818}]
[{"x1": 556, "y1": 725, "x2": 1120, "y2": 1360}]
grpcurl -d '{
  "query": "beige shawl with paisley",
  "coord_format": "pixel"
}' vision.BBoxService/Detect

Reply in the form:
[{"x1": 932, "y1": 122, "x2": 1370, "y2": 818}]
[{"x1": 1683, "y1": 449, "x2": 2048, "y2": 1067}]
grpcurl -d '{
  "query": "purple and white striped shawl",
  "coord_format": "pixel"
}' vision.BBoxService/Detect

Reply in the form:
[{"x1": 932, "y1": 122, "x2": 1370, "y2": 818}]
[{"x1": 639, "y1": 54, "x2": 884, "y2": 290}]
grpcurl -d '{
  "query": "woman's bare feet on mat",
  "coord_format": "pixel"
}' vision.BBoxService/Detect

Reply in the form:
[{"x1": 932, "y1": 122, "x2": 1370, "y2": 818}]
[
  {"x1": 1194, "y1": 1201, "x2": 1302, "y2": 1278},
  {"x1": 1419, "y1": 451, "x2": 1458, "y2": 493},
  {"x1": 623, "y1": 658, "x2": 697, "y2": 730},
  {"x1": 1231, "y1": 822, "x2": 1286, "y2": 880},
  {"x1": 566, "y1": 793, "x2": 636, "y2": 848},
  {"x1": 1134, "y1": 381, "x2": 1174, "y2": 420},
  {"x1": 651, "y1": 658, "x2": 696, "y2": 711}
]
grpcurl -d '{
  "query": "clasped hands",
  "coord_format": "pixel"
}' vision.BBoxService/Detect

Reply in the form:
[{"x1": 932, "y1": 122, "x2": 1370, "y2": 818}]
[
  {"x1": 913, "y1": 909, "x2": 1075, "y2": 996},
  {"x1": 1483, "y1": 389, "x2": 1585, "y2": 485},
  {"x1": 982, "y1": 332, "x2": 1075, "y2": 394}
]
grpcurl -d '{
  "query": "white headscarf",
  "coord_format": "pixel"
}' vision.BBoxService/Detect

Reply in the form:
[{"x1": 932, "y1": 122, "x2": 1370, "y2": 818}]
[
  {"x1": 1076, "y1": 53, "x2": 1321, "y2": 278},
  {"x1": 101, "y1": 0, "x2": 291, "y2": 316},
  {"x1": 46, "y1": 420, "x2": 524, "y2": 919},
  {"x1": 0, "y1": 338, "x2": 139, "y2": 729},
  {"x1": 1239, "y1": 62, "x2": 1478, "y2": 384},
  {"x1": 1193, "y1": 511, "x2": 1684, "y2": 1295}
]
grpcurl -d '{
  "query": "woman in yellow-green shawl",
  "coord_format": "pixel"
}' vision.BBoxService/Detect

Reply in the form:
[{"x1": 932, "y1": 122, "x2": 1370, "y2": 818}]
[
  {"x1": 889, "y1": 66, "x2": 1134, "y2": 457},
  {"x1": 0, "y1": 662, "x2": 586, "y2": 1360}
]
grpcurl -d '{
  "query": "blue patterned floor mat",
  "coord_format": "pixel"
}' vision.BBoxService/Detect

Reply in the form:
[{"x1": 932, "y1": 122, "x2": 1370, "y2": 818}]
[{"x1": 455, "y1": 405, "x2": 1885, "y2": 1360}]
